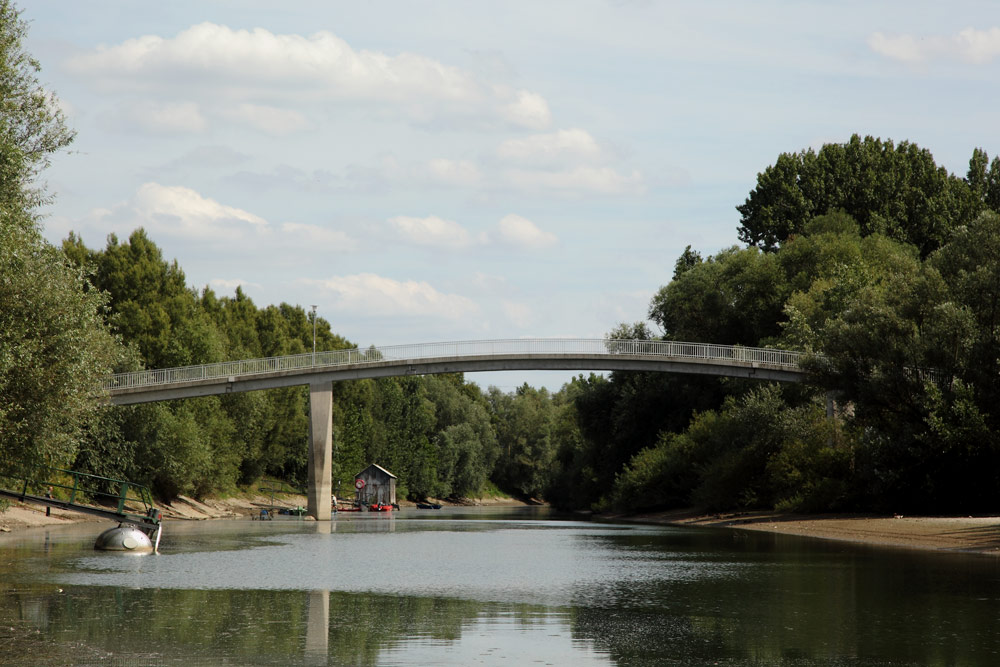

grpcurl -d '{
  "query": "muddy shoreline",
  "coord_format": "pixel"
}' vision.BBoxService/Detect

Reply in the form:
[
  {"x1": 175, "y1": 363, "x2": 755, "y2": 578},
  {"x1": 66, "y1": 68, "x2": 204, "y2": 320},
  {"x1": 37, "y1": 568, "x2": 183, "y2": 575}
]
[
  {"x1": 605, "y1": 508, "x2": 1000, "y2": 556},
  {"x1": 6, "y1": 497, "x2": 1000, "y2": 556},
  {"x1": 0, "y1": 492, "x2": 529, "y2": 534}
]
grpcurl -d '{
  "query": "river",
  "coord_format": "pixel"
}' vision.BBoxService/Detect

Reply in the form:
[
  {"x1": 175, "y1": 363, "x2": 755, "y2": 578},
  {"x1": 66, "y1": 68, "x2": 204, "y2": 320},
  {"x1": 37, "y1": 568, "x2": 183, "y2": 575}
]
[{"x1": 1, "y1": 507, "x2": 999, "y2": 665}]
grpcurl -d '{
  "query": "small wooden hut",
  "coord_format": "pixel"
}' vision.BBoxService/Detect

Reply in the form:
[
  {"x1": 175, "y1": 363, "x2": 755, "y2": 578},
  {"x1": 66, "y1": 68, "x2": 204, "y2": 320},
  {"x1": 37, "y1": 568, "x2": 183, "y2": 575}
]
[{"x1": 355, "y1": 464, "x2": 397, "y2": 506}]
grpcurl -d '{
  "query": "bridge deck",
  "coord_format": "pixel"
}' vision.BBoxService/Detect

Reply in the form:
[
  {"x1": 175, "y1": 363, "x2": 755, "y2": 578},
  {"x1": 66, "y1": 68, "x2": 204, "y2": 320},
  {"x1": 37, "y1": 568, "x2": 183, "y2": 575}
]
[{"x1": 105, "y1": 338, "x2": 807, "y2": 404}]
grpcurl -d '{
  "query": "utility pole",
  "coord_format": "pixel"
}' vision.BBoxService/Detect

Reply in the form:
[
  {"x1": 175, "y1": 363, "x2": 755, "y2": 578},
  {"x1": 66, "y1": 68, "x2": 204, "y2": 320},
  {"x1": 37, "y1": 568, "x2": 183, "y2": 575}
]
[{"x1": 311, "y1": 304, "x2": 318, "y2": 365}]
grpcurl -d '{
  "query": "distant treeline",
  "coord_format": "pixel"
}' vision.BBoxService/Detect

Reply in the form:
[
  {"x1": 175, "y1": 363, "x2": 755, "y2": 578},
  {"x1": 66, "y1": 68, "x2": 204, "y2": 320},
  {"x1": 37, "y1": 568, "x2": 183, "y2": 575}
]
[{"x1": 2, "y1": 0, "x2": 998, "y2": 514}]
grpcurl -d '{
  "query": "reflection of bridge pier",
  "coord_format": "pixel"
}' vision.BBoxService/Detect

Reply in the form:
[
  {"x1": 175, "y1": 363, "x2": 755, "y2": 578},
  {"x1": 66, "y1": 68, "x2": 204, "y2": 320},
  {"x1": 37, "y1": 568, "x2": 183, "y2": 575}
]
[
  {"x1": 304, "y1": 523, "x2": 333, "y2": 663},
  {"x1": 304, "y1": 589, "x2": 329, "y2": 665}
]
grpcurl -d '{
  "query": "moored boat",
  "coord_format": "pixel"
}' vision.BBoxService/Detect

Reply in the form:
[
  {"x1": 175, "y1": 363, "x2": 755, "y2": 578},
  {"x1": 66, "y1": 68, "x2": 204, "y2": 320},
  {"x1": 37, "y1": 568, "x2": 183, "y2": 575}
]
[{"x1": 415, "y1": 502, "x2": 442, "y2": 510}]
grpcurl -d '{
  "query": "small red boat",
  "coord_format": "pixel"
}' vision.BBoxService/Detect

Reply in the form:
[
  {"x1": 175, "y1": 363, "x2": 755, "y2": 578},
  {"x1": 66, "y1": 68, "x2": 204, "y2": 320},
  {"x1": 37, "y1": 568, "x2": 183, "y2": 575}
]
[{"x1": 369, "y1": 503, "x2": 394, "y2": 512}]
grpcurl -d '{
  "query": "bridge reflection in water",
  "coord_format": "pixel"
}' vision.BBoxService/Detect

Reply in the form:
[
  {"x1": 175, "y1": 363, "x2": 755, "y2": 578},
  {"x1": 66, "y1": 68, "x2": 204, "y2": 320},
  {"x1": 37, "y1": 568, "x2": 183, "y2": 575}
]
[{"x1": 101, "y1": 339, "x2": 810, "y2": 520}]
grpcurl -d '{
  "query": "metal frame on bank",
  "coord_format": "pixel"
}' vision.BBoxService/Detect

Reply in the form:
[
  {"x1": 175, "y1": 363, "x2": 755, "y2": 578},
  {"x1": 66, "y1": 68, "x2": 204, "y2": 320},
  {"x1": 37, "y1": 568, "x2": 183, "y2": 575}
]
[{"x1": 0, "y1": 466, "x2": 162, "y2": 550}]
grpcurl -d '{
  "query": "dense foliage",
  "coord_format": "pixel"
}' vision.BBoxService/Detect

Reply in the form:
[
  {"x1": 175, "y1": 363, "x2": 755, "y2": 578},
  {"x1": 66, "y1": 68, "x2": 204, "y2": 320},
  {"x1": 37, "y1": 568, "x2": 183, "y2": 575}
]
[
  {"x1": 736, "y1": 134, "x2": 985, "y2": 256},
  {"x1": 554, "y1": 139, "x2": 1000, "y2": 515},
  {"x1": 0, "y1": 1, "x2": 117, "y2": 477}
]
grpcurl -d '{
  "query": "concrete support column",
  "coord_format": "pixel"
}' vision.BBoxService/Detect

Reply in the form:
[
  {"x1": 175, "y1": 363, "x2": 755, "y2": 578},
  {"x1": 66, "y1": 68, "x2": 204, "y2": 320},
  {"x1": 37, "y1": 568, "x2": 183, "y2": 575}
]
[{"x1": 307, "y1": 381, "x2": 333, "y2": 520}]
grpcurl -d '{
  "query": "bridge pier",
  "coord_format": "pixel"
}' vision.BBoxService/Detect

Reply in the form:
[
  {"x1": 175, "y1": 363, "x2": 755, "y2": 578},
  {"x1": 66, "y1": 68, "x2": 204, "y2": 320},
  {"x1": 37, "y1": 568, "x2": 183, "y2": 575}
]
[{"x1": 307, "y1": 381, "x2": 334, "y2": 520}]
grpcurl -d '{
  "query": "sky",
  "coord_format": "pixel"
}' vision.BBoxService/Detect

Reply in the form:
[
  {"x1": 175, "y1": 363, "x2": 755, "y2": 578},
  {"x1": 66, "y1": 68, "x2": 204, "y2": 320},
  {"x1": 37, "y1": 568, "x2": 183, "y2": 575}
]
[{"x1": 22, "y1": 0, "x2": 1000, "y2": 391}]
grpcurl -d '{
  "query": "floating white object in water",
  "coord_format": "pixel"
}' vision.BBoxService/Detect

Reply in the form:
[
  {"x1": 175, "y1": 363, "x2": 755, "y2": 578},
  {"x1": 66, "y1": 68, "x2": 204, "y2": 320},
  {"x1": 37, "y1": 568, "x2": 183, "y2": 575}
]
[{"x1": 94, "y1": 524, "x2": 154, "y2": 553}]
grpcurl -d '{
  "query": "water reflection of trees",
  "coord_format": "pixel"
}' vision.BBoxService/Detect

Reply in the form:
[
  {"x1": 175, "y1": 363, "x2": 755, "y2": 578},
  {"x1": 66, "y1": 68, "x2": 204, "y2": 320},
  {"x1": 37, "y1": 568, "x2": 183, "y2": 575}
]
[
  {"x1": 0, "y1": 584, "x2": 553, "y2": 666},
  {"x1": 568, "y1": 532, "x2": 1000, "y2": 665}
]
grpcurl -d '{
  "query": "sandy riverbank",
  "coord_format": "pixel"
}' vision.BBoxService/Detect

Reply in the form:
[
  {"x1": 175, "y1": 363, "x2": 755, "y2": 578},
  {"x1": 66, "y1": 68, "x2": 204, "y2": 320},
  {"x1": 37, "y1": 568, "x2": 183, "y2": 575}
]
[
  {"x1": 8, "y1": 495, "x2": 997, "y2": 556},
  {"x1": 0, "y1": 492, "x2": 530, "y2": 533},
  {"x1": 610, "y1": 509, "x2": 1000, "y2": 555},
  {"x1": 0, "y1": 494, "x2": 283, "y2": 533}
]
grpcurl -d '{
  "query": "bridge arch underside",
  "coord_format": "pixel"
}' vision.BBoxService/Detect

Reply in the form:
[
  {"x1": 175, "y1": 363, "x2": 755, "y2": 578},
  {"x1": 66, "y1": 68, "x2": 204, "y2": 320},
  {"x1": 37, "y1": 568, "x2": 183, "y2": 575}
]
[{"x1": 108, "y1": 354, "x2": 803, "y2": 406}]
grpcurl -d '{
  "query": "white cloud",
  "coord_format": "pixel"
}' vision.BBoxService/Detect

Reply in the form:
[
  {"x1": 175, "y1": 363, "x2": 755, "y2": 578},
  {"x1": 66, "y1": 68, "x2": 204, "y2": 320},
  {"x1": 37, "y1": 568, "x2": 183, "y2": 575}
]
[
  {"x1": 156, "y1": 145, "x2": 251, "y2": 173},
  {"x1": 77, "y1": 184, "x2": 361, "y2": 258},
  {"x1": 113, "y1": 100, "x2": 208, "y2": 133},
  {"x1": 869, "y1": 27, "x2": 1000, "y2": 64},
  {"x1": 225, "y1": 144, "x2": 645, "y2": 197},
  {"x1": 498, "y1": 128, "x2": 602, "y2": 164},
  {"x1": 425, "y1": 158, "x2": 482, "y2": 186},
  {"x1": 89, "y1": 182, "x2": 266, "y2": 240},
  {"x1": 498, "y1": 89, "x2": 552, "y2": 130},
  {"x1": 471, "y1": 272, "x2": 508, "y2": 291},
  {"x1": 387, "y1": 214, "x2": 557, "y2": 250},
  {"x1": 494, "y1": 129, "x2": 646, "y2": 195},
  {"x1": 494, "y1": 214, "x2": 557, "y2": 249},
  {"x1": 225, "y1": 156, "x2": 482, "y2": 196},
  {"x1": 224, "y1": 103, "x2": 310, "y2": 135},
  {"x1": 389, "y1": 215, "x2": 480, "y2": 248},
  {"x1": 280, "y1": 222, "x2": 356, "y2": 249},
  {"x1": 867, "y1": 33, "x2": 924, "y2": 64},
  {"x1": 504, "y1": 166, "x2": 644, "y2": 195},
  {"x1": 133, "y1": 182, "x2": 266, "y2": 225},
  {"x1": 69, "y1": 22, "x2": 551, "y2": 129},
  {"x1": 306, "y1": 273, "x2": 479, "y2": 320},
  {"x1": 501, "y1": 300, "x2": 533, "y2": 328}
]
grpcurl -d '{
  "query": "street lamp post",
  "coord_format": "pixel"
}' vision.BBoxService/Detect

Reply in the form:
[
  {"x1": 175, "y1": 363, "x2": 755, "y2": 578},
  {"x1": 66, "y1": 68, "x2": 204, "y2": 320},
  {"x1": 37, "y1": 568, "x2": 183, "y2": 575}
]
[{"x1": 311, "y1": 304, "x2": 318, "y2": 365}]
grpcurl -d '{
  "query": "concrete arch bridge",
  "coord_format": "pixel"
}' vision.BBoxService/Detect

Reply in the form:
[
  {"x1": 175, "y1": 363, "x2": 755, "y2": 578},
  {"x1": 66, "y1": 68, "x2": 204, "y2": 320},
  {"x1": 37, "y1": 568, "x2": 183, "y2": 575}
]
[{"x1": 103, "y1": 338, "x2": 808, "y2": 520}]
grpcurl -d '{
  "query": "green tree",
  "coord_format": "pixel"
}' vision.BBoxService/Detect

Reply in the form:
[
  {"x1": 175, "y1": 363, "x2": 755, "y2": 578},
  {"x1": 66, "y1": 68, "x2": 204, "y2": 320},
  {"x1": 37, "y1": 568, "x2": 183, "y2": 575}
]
[
  {"x1": 424, "y1": 375, "x2": 498, "y2": 497},
  {"x1": 0, "y1": 218, "x2": 119, "y2": 473},
  {"x1": 88, "y1": 229, "x2": 225, "y2": 368},
  {"x1": 649, "y1": 245, "x2": 788, "y2": 345},
  {"x1": 0, "y1": 0, "x2": 74, "y2": 213},
  {"x1": 541, "y1": 377, "x2": 592, "y2": 508},
  {"x1": 0, "y1": 2, "x2": 117, "y2": 475},
  {"x1": 605, "y1": 386, "x2": 846, "y2": 513},
  {"x1": 737, "y1": 135, "x2": 978, "y2": 256},
  {"x1": 965, "y1": 148, "x2": 1000, "y2": 213},
  {"x1": 489, "y1": 384, "x2": 558, "y2": 498},
  {"x1": 777, "y1": 213, "x2": 921, "y2": 352},
  {"x1": 787, "y1": 211, "x2": 1000, "y2": 512}
]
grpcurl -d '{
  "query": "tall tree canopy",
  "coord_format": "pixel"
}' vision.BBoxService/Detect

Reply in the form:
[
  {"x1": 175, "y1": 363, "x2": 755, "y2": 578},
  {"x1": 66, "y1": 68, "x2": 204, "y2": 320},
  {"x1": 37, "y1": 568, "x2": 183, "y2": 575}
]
[
  {"x1": 1, "y1": 214, "x2": 119, "y2": 474},
  {"x1": 0, "y1": 2, "x2": 117, "y2": 475},
  {"x1": 0, "y1": 0, "x2": 74, "y2": 213},
  {"x1": 736, "y1": 135, "x2": 981, "y2": 256}
]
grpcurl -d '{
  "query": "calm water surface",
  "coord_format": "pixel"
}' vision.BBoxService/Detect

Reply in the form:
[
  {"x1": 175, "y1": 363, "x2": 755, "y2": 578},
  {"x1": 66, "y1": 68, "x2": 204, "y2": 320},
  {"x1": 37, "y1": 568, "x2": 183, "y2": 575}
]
[{"x1": 1, "y1": 507, "x2": 999, "y2": 665}]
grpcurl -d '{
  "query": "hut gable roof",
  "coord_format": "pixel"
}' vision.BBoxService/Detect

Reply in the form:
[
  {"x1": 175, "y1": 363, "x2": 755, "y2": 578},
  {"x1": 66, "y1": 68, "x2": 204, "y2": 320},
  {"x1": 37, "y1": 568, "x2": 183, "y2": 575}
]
[{"x1": 357, "y1": 463, "x2": 396, "y2": 479}]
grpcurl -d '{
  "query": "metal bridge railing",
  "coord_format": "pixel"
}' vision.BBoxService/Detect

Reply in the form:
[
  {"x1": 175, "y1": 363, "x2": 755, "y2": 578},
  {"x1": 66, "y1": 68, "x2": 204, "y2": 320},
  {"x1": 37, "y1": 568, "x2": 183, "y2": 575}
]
[{"x1": 102, "y1": 338, "x2": 806, "y2": 392}]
